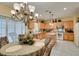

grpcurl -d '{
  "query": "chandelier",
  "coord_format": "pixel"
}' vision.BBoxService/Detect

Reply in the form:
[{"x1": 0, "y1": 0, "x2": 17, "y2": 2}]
[
  {"x1": 11, "y1": 2, "x2": 39, "y2": 34},
  {"x1": 10, "y1": 2, "x2": 40, "y2": 45},
  {"x1": 11, "y1": 2, "x2": 36, "y2": 24}
]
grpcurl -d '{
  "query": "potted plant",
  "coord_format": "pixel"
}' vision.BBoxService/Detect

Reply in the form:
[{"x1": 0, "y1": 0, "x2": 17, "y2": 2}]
[
  {"x1": 26, "y1": 35, "x2": 35, "y2": 45},
  {"x1": 19, "y1": 32, "x2": 35, "y2": 45}
]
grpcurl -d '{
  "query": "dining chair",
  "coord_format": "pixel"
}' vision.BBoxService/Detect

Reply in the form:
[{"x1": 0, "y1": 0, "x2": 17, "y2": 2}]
[
  {"x1": 0, "y1": 36, "x2": 9, "y2": 48},
  {"x1": 43, "y1": 38, "x2": 56, "y2": 56},
  {"x1": 41, "y1": 37, "x2": 52, "y2": 56},
  {"x1": 35, "y1": 37, "x2": 51, "y2": 56}
]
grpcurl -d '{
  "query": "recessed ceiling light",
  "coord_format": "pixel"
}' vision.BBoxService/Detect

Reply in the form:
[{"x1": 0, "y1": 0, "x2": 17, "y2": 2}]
[
  {"x1": 40, "y1": 15, "x2": 42, "y2": 16},
  {"x1": 64, "y1": 8, "x2": 67, "y2": 10}
]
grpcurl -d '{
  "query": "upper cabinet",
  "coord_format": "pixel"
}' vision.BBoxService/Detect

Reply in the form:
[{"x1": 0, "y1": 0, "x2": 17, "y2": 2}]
[
  {"x1": 63, "y1": 21, "x2": 74, "y2": 29},
  {"x1": 62, "y1": 17, "x2": 74, "y2": 29}
]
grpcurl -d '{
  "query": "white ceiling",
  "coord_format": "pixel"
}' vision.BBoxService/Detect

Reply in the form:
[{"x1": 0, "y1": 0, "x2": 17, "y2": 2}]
[
  {"x1": 28, "y1": 2, "x2": 79, "y2": 20},
  {"x1": 1, "y1": 2, "x2": 79, "y2": 20}
]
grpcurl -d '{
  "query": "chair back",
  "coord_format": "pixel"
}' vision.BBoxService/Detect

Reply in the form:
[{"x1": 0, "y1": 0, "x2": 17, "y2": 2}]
[{"x1": 0, "y1": 36, "x2": 9, "y2": 48}]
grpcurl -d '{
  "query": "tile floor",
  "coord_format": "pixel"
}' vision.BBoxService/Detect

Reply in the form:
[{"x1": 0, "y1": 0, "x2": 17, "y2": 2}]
[{"x1": 50, "y1": 40, "x2": 79, "y2": 56}]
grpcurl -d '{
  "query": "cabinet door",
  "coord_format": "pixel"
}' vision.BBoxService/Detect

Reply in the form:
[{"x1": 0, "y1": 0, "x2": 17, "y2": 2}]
[
  {"x1": 68, "y1": 34, "x2": 74, "y2": 41},
  {"x1": 68, "y1": 21, "x2": 73, "y2": 29},
  {"x1": 64, "y1": 33, "x2": 74, "y2": 41},
  {"x1": 64, "y1": 34, "x2": 69, "y2": 40},
  {"x1": 63, "y1": 21, "x2": 73, "y2": 29},
  {"x1": 40, "y1": 23, "x2": 45, "y2": 29}
]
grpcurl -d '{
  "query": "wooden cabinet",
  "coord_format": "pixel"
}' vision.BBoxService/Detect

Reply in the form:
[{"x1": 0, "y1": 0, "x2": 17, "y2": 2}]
[
  {"x1": 69, "y1": 34, "x2": 74, "y2": 41},
  {"x1": 64, "y1": 34, "x2": 68, "y2": 40},
  {"x1": 63, "y1": 20, "x2": 74, "y2": 41},
  {"x1": 63, "y1": 21, "x2": 73, "y2": 29},
  {"x1": 64, "y1": 33, "x2": 74, "y2": 41},
  {"x1": 39, "y1": 23, "x2": 48, "y2": 29}
]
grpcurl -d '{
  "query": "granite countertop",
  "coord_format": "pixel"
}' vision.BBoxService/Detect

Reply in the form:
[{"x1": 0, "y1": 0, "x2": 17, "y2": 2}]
[{"x1": 0, "y1": 42, "x2": 45, "y2": 56}]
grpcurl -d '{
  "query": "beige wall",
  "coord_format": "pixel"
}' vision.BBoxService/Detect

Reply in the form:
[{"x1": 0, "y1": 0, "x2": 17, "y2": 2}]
[
  {"x1": 61, "y1": 17, "x2": 74, "y2": 21},
  {"x1": 0, "y1": 4, "x2": 11, "y2": 17},
  {"x1": 61, "y1": 14, "x2": 79, "y2": 21}
]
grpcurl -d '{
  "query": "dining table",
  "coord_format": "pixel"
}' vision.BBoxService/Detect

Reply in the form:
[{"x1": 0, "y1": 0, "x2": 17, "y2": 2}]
[{"x1": 0, "y1": 41, "x2": 45, "y2": 56}]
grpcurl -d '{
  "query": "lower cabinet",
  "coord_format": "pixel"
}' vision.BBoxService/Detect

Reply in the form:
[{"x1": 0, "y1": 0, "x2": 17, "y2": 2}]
[{"x1": 64, "y1": 33, "x2": 74, "y2": 41}]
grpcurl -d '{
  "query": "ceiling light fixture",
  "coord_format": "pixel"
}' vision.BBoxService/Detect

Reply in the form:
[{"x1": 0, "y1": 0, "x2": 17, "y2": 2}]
[
  {"x1": 11, "y1": 2, "x2": 36, "y2": 34},
  {"x1": 64, "y1": 8, "x2": 67, "y2": 10},
  {"x1": 35, "y1": 13, "x2": 39, "y2": 18},
  {"x1": 39, "y1": 15, "x2": 42, "y2": 17}
]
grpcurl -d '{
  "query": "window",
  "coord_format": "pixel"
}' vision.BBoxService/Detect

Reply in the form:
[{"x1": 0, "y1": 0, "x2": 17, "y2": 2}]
[
  {"x1": 16, "y1": 22, "x2": 23, "y2": 35},
  {"x1": 0, "y1": 18, "x2": 6, "y2": 37},
  {"x1": 0, "y1": 16, "x2": 25, "y2": 43},
  {"x1": 7, "y1": 20, "x2": 16, "y2": 42}
]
